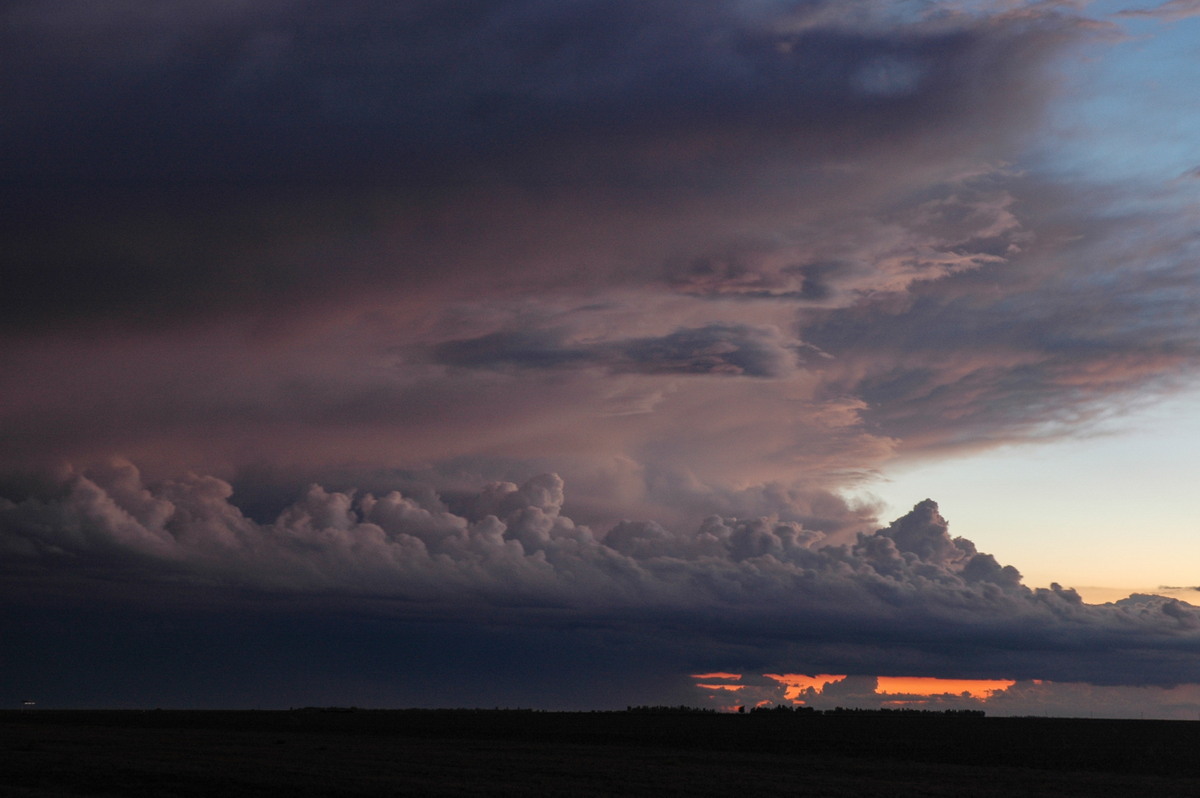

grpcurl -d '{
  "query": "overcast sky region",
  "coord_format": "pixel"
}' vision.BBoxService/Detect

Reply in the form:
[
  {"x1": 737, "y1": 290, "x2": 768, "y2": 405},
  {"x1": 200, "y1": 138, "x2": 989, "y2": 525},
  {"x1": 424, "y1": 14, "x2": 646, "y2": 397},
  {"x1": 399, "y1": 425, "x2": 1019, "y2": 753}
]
[{"x1": 6, "y1": 0, "x2": 1200, "y2": 717}]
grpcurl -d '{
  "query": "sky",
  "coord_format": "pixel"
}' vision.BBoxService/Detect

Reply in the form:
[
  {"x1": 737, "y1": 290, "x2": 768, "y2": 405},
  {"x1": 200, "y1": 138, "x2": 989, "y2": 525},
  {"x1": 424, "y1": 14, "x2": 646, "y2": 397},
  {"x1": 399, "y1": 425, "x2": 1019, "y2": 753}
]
[{"x1": 5, "y1": 0, "x2": 1200, "y2": 717}]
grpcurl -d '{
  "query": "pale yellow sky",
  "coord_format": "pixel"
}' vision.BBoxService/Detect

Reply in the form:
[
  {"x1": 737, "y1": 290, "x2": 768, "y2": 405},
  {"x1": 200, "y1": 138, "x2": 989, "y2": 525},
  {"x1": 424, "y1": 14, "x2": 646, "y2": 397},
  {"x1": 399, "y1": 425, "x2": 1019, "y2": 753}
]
[{"x1": 865, "y1": 389, "x2": 1200, "y2": 602}]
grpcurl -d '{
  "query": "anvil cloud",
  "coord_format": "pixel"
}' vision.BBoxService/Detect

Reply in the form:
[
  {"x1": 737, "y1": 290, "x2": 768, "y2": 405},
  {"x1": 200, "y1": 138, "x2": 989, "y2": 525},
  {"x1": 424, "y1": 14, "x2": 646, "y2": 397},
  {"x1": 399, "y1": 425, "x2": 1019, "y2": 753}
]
[{"x1": 4, "y1": 0, "x2": 1200, "y2": 713}]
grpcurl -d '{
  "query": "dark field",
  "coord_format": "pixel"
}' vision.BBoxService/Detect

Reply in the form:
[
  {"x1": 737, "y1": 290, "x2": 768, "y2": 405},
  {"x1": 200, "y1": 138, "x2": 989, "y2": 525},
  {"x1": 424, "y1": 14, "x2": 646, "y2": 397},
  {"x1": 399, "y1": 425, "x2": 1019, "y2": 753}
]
[{"x1": 5, "y1": 709, "x2": 1200, "y2": 796}]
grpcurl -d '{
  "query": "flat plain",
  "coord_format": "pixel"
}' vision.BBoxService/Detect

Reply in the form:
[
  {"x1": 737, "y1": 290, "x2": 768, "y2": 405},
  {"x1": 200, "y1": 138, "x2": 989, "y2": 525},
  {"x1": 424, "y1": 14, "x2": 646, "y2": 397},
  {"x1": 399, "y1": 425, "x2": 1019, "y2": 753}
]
[{"x1": 4, "y1": 709, "x2": 1200, "y2": 796}]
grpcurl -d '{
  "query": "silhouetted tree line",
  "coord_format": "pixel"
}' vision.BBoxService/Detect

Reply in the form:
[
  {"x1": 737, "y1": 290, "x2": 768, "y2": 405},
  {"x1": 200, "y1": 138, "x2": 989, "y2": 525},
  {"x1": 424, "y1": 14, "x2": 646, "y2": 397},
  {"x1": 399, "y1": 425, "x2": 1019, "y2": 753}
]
[
  {"x1": 749, "y1": 704, "x2": 817, "y2": 714},
  {"x1": 283, "y1": 704, "x2": 981, "y2": 717},
  {"x1": 749, "y1": 705, "x2": 985, "y2": 717}
]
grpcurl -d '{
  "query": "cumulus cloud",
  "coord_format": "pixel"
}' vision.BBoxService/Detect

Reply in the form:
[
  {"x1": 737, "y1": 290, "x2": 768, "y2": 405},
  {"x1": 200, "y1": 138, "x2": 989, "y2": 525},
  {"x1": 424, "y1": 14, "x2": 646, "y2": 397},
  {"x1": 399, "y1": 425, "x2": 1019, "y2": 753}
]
[{"x1": 5, "y1": 462, "x2": 1200, "y2": 688}]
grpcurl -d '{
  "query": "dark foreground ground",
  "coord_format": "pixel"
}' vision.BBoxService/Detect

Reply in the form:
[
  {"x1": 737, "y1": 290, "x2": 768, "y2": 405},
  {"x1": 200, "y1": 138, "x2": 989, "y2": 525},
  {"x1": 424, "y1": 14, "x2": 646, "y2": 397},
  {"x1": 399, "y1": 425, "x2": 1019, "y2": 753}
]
[{"x1": 5, "y1": 709, "x2": 1200, "y2": 797}]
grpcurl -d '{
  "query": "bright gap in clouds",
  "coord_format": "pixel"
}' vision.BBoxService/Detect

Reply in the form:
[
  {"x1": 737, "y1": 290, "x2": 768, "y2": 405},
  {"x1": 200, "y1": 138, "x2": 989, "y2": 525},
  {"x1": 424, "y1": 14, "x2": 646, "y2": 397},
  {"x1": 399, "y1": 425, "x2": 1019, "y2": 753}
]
[
  {"x1": 697, "y1": 674, "x2": 1016, "y2": 705},
  {"x1": 764, "y1": 674, "x2": 849, "y2": 699},
  {"x1": 875, "y1": 676, "x2": 1015, "y2": 699},
  {"x1": 866, "y1": 389, "x2": 1200, "y2": 603},
  {"x1": 761, "y1": 674, "x2": 1014, "y2": 702}
]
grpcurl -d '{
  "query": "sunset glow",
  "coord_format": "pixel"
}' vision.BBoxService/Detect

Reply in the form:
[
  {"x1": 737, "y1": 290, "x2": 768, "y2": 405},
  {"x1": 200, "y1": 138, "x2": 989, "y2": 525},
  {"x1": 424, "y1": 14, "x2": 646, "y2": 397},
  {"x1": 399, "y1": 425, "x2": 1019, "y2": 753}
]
[
  {"x1": 719, "y1": 674, "x2": 1019, "y2": 704},
  {"x1": 875, "y1": 677, "x2": 1016, "y2": 699},
  {"x1": 764, "y1": 674, "x2": 849, "y2": 699}
]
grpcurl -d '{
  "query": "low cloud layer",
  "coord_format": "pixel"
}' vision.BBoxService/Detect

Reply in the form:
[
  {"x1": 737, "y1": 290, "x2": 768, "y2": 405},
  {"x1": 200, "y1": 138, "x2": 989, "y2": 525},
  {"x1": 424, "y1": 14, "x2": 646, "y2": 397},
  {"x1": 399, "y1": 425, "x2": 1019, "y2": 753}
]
[{"x1": 5, "y1": 462, "x2": 1200, "y2": 695}]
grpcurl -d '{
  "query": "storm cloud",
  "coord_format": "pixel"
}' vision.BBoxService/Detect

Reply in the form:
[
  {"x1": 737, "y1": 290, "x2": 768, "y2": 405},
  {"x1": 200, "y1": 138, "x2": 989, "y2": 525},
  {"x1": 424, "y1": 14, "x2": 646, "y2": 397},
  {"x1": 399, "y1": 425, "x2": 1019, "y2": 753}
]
[
  {"x1": 5, "y1": 0, "x2": 1200, "y2": 712},
  {"x1": 5, "y1": 462, "x2": 1200, "y2": 696},
  {"x1": 2, "y1": 0, "x2": 1089, "y2": 332},
  {"x1": 433, "y1": 323, "x2": 802, "y2": 378}
]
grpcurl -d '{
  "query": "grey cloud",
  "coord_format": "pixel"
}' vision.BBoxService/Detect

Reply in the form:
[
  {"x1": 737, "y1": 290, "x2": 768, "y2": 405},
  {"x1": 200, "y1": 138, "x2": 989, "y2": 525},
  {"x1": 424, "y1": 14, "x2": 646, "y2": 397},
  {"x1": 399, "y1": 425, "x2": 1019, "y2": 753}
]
[
  {"x1": 616, "y1": 325, "x2": 799, "y2": 378},
  {"x1": 800, "y1": 182, "x2": 1200, "y2": 454},
  {"x1": 6, "y1": 1, "x2": 1199, "y2": 714},
  {"x1": 432, "y1": 329, "x2": 593, "y2": 371},
  {"x1": 665, "y1": 175, "x2": 1028, "y2": 305},
  {"x1": 5, "y1": 461, "x2": 1200, "y2": 687},
  {"x1": 810, "y1": 674, "x2": 881, "y2": 705},
  {"x1": 1, "y1": 1, "x2": 1078, "y2": 183},
  {"x1": 982, "y1": 679, "x2": 1200, "y2": 720},
  {"x1": 433, "y1": 324, "x2": 800, "y2": 378},
  {"x1": 0, "y1": 0, "x2": 1096, "y2": 333}
]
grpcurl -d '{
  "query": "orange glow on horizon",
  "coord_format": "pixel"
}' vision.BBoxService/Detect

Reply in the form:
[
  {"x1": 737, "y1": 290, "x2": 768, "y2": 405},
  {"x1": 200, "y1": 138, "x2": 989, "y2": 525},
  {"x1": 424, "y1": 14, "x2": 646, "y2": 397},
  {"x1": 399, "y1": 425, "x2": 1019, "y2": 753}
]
[
  {"x1": 875, "y1": 676, "x2": 1015, "y2": 698},
  {"x1": 699, "y1": 672, "x2": 1017, "y2": 702},
  {"x1": 764, "y1": 673, "x2": 847, "y2": 699},
  {"x1": 698, "y1": 672, "x2": 1018, "y2": 704}
]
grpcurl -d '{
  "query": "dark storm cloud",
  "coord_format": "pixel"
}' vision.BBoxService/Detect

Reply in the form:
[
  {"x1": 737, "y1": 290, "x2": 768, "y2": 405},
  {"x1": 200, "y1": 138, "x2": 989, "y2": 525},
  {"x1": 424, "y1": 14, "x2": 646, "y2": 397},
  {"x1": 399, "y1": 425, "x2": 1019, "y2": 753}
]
[
  {"x1": 7, "y1": 0, "x2": 1199, "y2": 712},
  {"x1": 0, "y1": 0, "x2": 1093, "y2": 332},
  {"x1": 433, "y1": 329, "x2": 593, "y2": 371},
  {"x1": 0, "y1": 0, "x2": 1169, "y2": 514},
  {"x1": 433, "y1": 323, "x2": 800, "y2": 378},
  {"x1": 5, "y1": 462, "x2": 1200, "y2": 690},
  {"x1": 615, "y1": 325, "x2": 801, "y2": 377},
  {"x1": 0, "y1": 0, "x2": 1060, "y2": 182}
]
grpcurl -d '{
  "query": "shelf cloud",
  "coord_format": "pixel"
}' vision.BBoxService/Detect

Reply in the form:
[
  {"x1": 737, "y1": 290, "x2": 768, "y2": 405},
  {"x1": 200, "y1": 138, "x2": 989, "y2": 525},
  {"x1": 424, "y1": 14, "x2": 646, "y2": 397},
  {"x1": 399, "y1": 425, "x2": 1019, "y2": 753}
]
[{"x1": 6, "y1": 462, "x2": 1199, "y2": 697}]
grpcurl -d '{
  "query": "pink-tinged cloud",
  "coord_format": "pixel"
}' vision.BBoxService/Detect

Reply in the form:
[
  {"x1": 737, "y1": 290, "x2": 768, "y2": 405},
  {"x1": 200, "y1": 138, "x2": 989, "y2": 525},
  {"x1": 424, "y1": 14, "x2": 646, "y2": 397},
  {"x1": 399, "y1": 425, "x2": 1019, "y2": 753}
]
[{"x1": 1116, "y1": 0, "x2": 1200, "y2": 22}]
